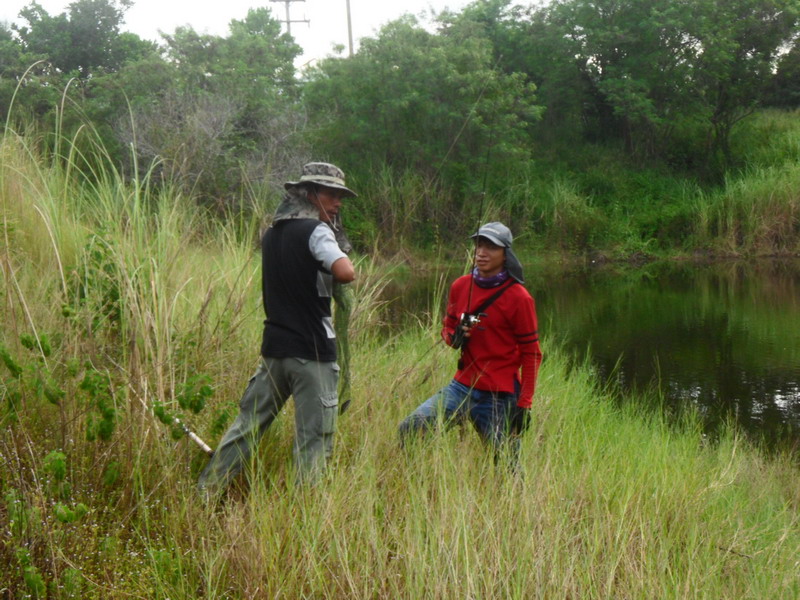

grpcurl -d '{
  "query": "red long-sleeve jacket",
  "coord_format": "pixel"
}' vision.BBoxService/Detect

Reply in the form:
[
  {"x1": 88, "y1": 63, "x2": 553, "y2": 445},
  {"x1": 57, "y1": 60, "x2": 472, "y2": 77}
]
[{"x1": 442, "y1": 275, "x2": 542, "y2": 408}]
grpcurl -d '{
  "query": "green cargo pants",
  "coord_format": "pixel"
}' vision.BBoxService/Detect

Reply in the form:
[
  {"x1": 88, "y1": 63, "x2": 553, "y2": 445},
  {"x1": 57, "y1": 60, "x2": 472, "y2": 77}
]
[{"x1": 198, "y1": 356, "x2": 339, "y2": 492}]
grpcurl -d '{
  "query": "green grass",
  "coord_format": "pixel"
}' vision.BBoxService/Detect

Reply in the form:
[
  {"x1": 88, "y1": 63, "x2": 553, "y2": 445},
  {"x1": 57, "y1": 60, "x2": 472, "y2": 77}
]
[{"x1": 3, "y1": 122, "x2": 800, "y2": 598}]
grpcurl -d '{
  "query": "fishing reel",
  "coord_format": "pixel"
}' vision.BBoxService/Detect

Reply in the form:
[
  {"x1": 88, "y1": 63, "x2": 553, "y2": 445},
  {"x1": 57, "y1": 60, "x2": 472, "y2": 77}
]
[{"x1": 460, "y1": 312, "x2": 481, "y2": 328}]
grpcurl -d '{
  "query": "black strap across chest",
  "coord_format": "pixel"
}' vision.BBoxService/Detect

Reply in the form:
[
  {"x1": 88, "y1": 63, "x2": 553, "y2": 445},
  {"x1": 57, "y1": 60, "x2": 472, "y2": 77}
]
[{"x1": 469, "y1": 280, "x2": 517, "y2": 316}]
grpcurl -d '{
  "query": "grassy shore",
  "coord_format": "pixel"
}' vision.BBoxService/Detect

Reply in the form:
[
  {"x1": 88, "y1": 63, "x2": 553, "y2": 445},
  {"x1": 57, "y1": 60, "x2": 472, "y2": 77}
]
[{"x1": 3, "y1": 129, "x2": 800, "y2": 599}]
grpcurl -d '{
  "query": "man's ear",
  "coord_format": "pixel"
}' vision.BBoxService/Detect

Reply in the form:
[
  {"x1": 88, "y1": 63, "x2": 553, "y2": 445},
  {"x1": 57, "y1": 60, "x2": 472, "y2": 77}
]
[
  {"x1": 304, "y1": 185, "x2": 318, "y2": 205},
  {"x1": 301, "y1": 183, "x2": 314, "y2": 197}
]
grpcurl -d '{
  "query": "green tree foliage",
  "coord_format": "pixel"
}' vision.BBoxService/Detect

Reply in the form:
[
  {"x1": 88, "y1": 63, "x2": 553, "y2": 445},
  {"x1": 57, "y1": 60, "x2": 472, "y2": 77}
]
[
  {"x1": 0, "y1": 21, "x2": 77, "y2": 127},
  {"x1": 303, "y1": 14, "x2": 542, "y2": 194},
  {"x1": 4, "y1": 3, "x2": 303, "y2": 205},
  {"x1": 161, "y1": 9, "x2": 300, "y2": 110},
  {"x1": 3, "y1": 0, "x2": 798, "y2": 230},
  {"x1": 74, "y1": 50, "x2": 174, "y2": 163},
  {"x1": 13, "y1": 0, "x2": 153, "y2": 78},
  {"x1": 3, "y1": 0, "x2": 156, "y2": 144},
  {"x1": 0, "y1": 22, "x2": 44, "y2": 123},
  {"x1": 437, "y1": 0, "x2": 532, "y2": 75},
  {"x1": 769, "y1": 41, "x2": 800, "y2": 107},
  {"x1": 117, "y1": 8, "x2": 305, "y2": 203},
  {"x1": 515, "y1": 0, "x2": 798, "y2": 171},
  {"x1": 544, "y1": 0, "x2": 699, "y2": 155},
  {"x1": 689, "y1": 0, "x2": 800, "y2": 166}
]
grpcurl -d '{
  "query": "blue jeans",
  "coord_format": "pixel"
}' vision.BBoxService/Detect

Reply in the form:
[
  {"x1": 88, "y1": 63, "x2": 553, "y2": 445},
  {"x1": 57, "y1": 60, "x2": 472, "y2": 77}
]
[{"x1": 398, "y1": 379, "x2": 521, "y2": 462}]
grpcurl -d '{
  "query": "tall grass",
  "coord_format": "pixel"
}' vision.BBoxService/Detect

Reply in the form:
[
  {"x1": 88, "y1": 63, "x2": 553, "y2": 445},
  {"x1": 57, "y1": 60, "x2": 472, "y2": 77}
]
[
  {"x1": 695, "y1": 164, "x2": 800, "y2": 255},
  {"x1": 2, "y1": 126, "x2": 800, "y2": 598},
  {"x1": 683, "y1": 109, "x2": 800, "y2": 256}
]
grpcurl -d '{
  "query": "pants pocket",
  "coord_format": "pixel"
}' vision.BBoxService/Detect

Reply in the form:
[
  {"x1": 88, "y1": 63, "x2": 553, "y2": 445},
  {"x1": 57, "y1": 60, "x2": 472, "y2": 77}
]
[{"x1": 320, "y1": 392, "x2": 338, "y2": 434}]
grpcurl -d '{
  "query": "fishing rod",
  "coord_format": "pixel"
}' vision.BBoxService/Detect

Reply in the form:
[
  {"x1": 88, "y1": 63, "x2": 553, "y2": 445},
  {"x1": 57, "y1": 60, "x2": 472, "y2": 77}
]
[
  {"x1": 389, "y1": 116, "x2": 497, "y2": 391},
  {"x1": 435, "y1": 56, "x2": 503, "y2": 342},
  {"x1": 389, "y1": 56, "x2": 504, "y2": 392},
  {"x1": 429, "y1": 54, "x2": 504, "y2": 187},
  {"x1": 450, "y1": 115, "x2": 496, "y2": 354},
  {"x1": 131, "y1": 379, "x2": 215, "y2": 456},
  {"x1": 173, "y1": 416, "x2": 214, "y2": 456},
  {"x1": 464, "y1": 132, "x2": 495, "y2": 319}
]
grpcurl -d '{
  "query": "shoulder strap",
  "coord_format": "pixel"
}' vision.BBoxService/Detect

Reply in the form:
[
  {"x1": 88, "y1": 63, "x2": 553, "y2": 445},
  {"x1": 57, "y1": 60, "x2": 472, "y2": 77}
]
[
  {"x1": 457, "y1": 280, "x2": 519, "y2": 370},
  {"x1": 470, "y1": 280, "x2": 517, "y2": 316}
]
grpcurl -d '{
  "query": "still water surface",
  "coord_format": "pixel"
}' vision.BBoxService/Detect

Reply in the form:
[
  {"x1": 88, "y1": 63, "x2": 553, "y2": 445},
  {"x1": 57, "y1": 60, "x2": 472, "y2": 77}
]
[{"x1": 381, "y1": 259, "x2": 800, "y2": 452}]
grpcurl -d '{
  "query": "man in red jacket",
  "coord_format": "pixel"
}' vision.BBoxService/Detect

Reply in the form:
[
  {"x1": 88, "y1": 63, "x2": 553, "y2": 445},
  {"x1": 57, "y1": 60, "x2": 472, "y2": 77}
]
[{"x1": 398, "y1": 222, "x2": 542, "y2": 464}]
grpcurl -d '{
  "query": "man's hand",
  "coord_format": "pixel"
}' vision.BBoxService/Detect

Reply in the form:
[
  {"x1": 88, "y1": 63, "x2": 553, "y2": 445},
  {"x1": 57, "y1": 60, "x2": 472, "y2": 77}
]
[
  {"x1": 448, "y1": 314, "x2": 479, "y2": 349},
  {"x1": 449, "y1": 326, "x2": 467, "y2": 349},
  {"x1": 510, "y1": 405, "x2": 531, "y2": 434}
]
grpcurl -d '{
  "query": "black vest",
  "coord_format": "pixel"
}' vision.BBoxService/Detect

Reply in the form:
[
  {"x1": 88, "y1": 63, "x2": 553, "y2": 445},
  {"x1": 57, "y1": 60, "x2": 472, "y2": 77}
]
[{"x1": 260, "y1": 219, "x2": 337, "y2": 361}]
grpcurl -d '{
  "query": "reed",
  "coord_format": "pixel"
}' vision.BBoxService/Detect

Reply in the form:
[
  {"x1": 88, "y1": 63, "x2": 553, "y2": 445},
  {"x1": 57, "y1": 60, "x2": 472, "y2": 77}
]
[{"x1": 2, "y1": 126, "x2": 800, "y2": 599}]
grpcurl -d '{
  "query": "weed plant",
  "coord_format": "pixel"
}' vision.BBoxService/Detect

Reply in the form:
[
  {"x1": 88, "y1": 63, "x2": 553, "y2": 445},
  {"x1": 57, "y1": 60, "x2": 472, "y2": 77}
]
[{"x1": 2, "y1": 123, "x2": 800, "y2": 598}]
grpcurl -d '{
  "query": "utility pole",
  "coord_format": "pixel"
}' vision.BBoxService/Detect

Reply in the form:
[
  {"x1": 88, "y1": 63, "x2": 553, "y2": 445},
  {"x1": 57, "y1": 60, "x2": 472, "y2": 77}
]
[
  {"x1": 269, "y1": 0, "x2": 309, "y2": 36},
  {"x1": 345, "y1": 0, "x2": 353, "y2": 56}
]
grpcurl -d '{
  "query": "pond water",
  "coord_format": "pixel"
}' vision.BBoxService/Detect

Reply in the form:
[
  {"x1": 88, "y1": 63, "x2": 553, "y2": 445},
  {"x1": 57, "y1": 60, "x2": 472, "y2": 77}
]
[{"x1": 380, "y1": 258, "x2": 800, "y2": 452}]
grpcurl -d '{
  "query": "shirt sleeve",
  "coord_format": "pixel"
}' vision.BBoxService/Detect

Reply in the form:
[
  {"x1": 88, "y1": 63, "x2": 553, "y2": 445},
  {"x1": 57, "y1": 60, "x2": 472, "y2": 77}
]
[
  {"x1": 309, "y1": 223, "x2": 348, "y2": 271},
  {"x1": 441, "y1": 278, "x2": 464, "y2": 347},
  {"x1": 513, "y1": 292, "x2": 543, "y2": 408}
]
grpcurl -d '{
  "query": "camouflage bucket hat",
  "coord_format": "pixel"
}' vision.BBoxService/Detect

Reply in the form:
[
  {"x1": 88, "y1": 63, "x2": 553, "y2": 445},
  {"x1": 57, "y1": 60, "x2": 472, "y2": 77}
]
[
  {"x1": 284, "y1": 162, "x2": 357, "y2": 198},
  {"x1": 470, "y1": 221, "x2": 525, "y2": 284}
]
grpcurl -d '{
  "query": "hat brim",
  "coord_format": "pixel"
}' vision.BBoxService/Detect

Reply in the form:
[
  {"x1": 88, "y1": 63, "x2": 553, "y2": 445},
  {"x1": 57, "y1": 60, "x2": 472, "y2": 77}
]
[
  {"x1": 284, "y1": 180, "x2": 357, "y2": 198},
  {"x1": 470, "y1": 231, "x2": 506, "y2": 247}
]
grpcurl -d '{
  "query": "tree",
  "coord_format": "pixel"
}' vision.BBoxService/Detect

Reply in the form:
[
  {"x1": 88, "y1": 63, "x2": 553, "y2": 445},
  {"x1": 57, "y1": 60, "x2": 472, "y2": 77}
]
[
  {"x1": 768, "y1": 41, "x2": 800, "y2": 107},
  {"x1": 162, "y1": 8, "x2": 300, "y2": 101},
  {"x1": 509, "y1": 0, "x2": 799, "y2": 171},
  {"x1": 0, "y1": 22, "x2": 27, "y2": 121},
  {"x1": 534, "y1": 0, "x2": 701, "y2": 156},
  {"x1": 115, "y1": 8, "x2": 305, "y2": 203},
  {"x1": 13, "y1": 0, "x2": 150, "y2": 78},
  {"x1": 437, "y1": 0, "x2": 529, "y2": 72},
  {"x1": 303, "y1": 15, "x2": 542, "y2": 192},
  {"x1": 0, "y1": 21, "x2": 62, "y2": 125},
  {"x1": 688, "y1": 0, "x2": 800, "y2": 165}
]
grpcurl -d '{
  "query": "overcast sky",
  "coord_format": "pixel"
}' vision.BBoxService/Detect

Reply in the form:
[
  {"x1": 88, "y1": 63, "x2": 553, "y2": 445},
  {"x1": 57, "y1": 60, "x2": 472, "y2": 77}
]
[{"x1": 1, "y1": 0, "x2": 476, "y2": 67}]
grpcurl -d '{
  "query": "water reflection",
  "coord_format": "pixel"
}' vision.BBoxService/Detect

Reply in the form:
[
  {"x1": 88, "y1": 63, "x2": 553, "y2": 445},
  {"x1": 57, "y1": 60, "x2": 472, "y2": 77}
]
[
  {"x1": 380, "y1": 259, "x2": 800, "y2": 452},
  {"x1": 540, "y1": 259, "x2": 800, "y2": 451}
]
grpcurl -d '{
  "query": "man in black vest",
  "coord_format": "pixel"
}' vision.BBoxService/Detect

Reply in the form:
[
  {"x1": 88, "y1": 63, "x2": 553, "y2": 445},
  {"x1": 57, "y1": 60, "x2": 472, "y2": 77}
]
[{"x1": 199, "y1": 163, "x2": 356, "y2": 493}]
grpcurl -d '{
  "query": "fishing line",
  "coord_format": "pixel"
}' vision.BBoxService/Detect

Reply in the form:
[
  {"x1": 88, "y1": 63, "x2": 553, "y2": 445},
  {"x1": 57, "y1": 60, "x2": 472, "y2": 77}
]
[
  {"x1": 429, "y1": 54, "x2": 504, "y2": 188},
  {"x1": 392, "y1": 83, "x2": 500, "y2": 393}
]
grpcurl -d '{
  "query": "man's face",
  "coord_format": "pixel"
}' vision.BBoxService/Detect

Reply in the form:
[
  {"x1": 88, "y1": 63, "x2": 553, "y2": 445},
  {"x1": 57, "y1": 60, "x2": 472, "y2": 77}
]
[
  {"x1": 474, "y1": 237, "x2": 506, "y2": 277},
  {"x1": 310, "y1": 185, "x2": 345, "y2": 223}
]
